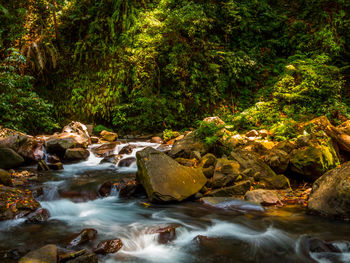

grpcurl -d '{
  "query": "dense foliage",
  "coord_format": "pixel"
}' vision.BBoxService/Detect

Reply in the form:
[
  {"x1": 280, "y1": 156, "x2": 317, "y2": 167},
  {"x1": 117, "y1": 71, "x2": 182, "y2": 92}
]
[{"x1": 1, "y1": 0, "x2": 349, "y2": 134}]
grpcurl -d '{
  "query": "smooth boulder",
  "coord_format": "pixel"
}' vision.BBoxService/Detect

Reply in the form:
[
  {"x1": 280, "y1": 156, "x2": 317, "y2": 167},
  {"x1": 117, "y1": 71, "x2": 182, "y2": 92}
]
[
  {"x1": 308, "y1": 162, "x2": 350, "y2": 218},
  {"x1": 45, "y1": 133, "x2": 89, "y2": 156},
  {"x1": 244, "y1": 189, "x2": 282, "y2": 206},
  {"x1": 100, "y1": 130, "x2": 118, "y2": 142},
  {"x1": 94, "y1": 239, "x2": 123, "y2": 254},
  {"x1": 19, "y1": 244, "x2": 58, "y2": 263},
  {"x1": 136, "y1": 147, "x2": 207, "y2": 202},
  {"x1": 64, "y1": 148, "x2": 90, "y2": 161},
  {"x1": 0, "y1": 147, "x2": 25, "y2": 169}
]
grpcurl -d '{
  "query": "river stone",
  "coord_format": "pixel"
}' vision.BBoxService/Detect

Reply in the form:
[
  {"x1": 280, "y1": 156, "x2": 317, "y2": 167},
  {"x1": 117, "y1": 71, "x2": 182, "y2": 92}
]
[
  {"x1": 168, "y1": 132, "x2": 209, "y2": 158},
  {"x1": 100, "y1": 130, "x2": 118, "y2": 142},
  {"x1": 208, "y1": 180, "x2": 251, "y2": 197},
  {"x1": 118, "y1": 157, "x2": 136, "y2": 167},
  {"x1": 119, "y1": 144, "x2": 137, "y2": 155},
  {"x1": 0, "y1": 169, "x2": 12, "y2": 186},
  {"x1": 25, "y1": 208, "x2": 50, "y2": 224},
  {"x1": 136, "y1": 147, "x2": 207, "y2": 202},
  {"x1": 94, "y1": 239, "x2": 123, "y2": 254},
  {"x1": 148, "y1": 225, "x2": 178, "y2": 244},
  {"x1": 308, "y1": 162, "x2": 350, "y2": 218},
  {"x1": 244, "y1": 189, "x2": 282, "y2": 206},
  {"x1": 0, "y1": 134, "x2": 37, "y2": 161},
  {"x1": 200, "y1": 196, "x2": 264, "y2": 212},
  {"x1": 62, "y1": 121, "x2": 90, "y2": 142},
  {"x1": 45, "y1": 133, "x2": 89, "y2": 156},
  {"x1": 91, "y1": 142, "x2": 119, "y2": 157},
  {"x1": 0, "y1": 147, "x2": 25, "y2": 169},
  {"x1": 64, "y1": 148, "x2": 90, "y2": 161},
  {"x1": 69, "y1": 228, "x2": 98, "y2": 247},
  {"x1": 18, "y1": 244, "x2": 58, "y2": 263}
]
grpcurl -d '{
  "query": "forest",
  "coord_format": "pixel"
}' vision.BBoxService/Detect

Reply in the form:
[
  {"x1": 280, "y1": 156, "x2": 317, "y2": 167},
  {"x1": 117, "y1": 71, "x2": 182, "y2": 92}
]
[{"x1": 1, "y1": 1, "x2": 350, "y2": 263}]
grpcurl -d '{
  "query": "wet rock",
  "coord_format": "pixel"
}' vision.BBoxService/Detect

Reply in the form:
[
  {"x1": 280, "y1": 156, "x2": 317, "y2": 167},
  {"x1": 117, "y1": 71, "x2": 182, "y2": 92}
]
[
  {"x1": 209, "y1": 180, "x2": 251, "y2": 197},
  {"x1": 115, "y1": 178, "x2": 138, "y2": 197},
  {"x1": 175, "y1": 158, "x2": 197, "y2": 167},
  {"x1": 64, "y1": 148, "x2": 90, "y2": 161},
  {"x1": 211, "y1": 158, "x2": 240, "y2": 188},
  {"x1": 25, "y1": 208, "x2": 50, "y2": 223},
  {"x1": 0, "y1": 147, "x2": 25, "y2": 169},
  {"x1": 245, "y1": 130, "x2": 259, "y2": 138},
  {"x1": 119, "y1": 144, "x2": 137, "y2": 155},
  {"x1": 18, "y1": 244, "x2": 58, "y2": 263},
  {"x1": 91, "y1": 142, "x2": 119, "y2": 157},
  {"x1": 258, "y1": 174, "x2": 290, "y2": 190},
  {"x1": 168, "y1": 132, "x2": 209, "y2": 159},
  {"x1": 202, "y1": 166, "x2": 215, "y2": 178},
  {"x1": 37, "y1": 159, "x2": 50, "y2": 171},
  {"x1": 149, "y1": 226, "x2": 178, "y2": 244},
  {"x1": 193, "y1": 235, "x2": 221, "y2": 248},
  {"x1": 308, "y1": 162, "x2": 350, "y2": 218},
  {"x1": 59, "y1": 248, "x2": 86, "y2": 262},
  {"x1": 63, "y1": 121, "x2": 90, "y2": 142},
  {"x1": 117, "y1": 157, "x2": 136, "y2": 167},
  {"x1": 198, "y1": 153, "x2": 217, "y2": 169},
  {"x1": 45, "y1": 133, "x2": 89, "y2": 156},
  {"x1": 136, "y1": 147, "x2": 207, "y2": 202},
  {"x1": 100, "y1": 130, "x2": 118, "y2": 142},
  {"x1": 90, "y1": 136, "x2": 99, "y2": 144},
  {"x1": 290, "y1": 136, "x2": 339, "y2": 181},
  {"x1": 100, "y1": 154, "x2": 122, "y2": 164},
  {"x1": 47, "y1": 154, "x2": 60, "y2": 163},
  {"x1": 60, "y1": 191, "x2": 98, "y2": 202},
  {"x1": 150, "y1": 136, "x2": 163, "y2": 144},
  {"x1": 0, "y1": 169, "x2": 12, "y2": 186},
  {"x1": 200, "y1": 196, "x2": 264, "y2": 211},
  {"x1": 69, "y1": 229, "x2": 98, "y2": 247},
  {"x1": 0, "y1": 186, "x2": 40, "y2": 220},
  {"x1": 94, "y1": 239, "x2": 123, "y2": 254},
  {"x1": 98, "y1": 181, "x2": 113, "y2": 197},
  {"x1": 65, "y1": 252, "x2": 98, "y2": 263},
  {"x1": 0, "y1": 134, "x2": 37, "y2": 161},
  {"x1": 244, "y1": 189, "x2": 282, "y2": 206},
  {"x1": 264, "y1": 149, "x2": 289, "y2": 174},
  {"x1": 48, "y1": 162, "x2": 64, "y2": 170}
]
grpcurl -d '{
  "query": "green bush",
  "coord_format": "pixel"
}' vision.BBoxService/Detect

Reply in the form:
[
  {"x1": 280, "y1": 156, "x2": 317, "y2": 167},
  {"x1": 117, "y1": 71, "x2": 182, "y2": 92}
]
[{"x1": 93, "y1": 124, "x2": 113, "y2": 135}]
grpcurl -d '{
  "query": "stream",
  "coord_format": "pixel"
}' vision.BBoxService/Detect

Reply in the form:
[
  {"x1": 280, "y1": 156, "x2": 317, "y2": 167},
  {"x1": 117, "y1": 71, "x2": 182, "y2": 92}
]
[{"x1": 1, "y1": 141, "x2": 350, "y2": 263}]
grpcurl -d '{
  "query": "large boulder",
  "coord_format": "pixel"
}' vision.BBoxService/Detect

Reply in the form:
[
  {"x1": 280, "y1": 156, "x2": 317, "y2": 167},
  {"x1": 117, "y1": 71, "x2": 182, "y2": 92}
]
[
  {"x1": 100, "y1": 130, "x2": 118, "y2": 142},
  {"x1": 136, "y1": 147, "x2": 207, "y2": 202},
  {"x1": 168, "y1": 132, "x2": 209, "y2": 159},
  {"x1": 91, "y1": 142, "x2": 119, "y2": 157},
  {"x1": 0, "y1": 134, "x2": 38, "y2": 161},
  {"x1": 244, "y1": 189, "x2": 282, "y2": 206},
  {"x1": 0, "y1": 169, "x2": 12, "y2": 186},
  {"x1": 0, "y1": 186, "x2": 40, "y2": 220},
  {"x1": 19, "y1": 244, "x2": 58, "y2": 263},
  {"x1": 0, "y1": 147, "x2": 25, "y2": 169},
  {"x1": 62, "y1": 121, "x2": 90, "y2": 142},
  {"x1": 45, "y1": 133, "x2": 89, "y2": 156},
  {"x1": 64, "y1": 148, "x2": 90, "y2": 161},
  {"x1": 308, "y1": 162, "x2": 350, "y2": 218},
  {"x1": 290, "y1": 135, "x2": 339, "y2": 181}
]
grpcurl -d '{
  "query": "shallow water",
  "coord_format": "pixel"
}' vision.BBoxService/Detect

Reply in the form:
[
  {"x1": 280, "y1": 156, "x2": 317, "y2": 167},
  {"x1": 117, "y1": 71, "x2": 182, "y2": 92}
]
[{"x1": 1, "y1": 141, "x2": 350, "y2": 263}]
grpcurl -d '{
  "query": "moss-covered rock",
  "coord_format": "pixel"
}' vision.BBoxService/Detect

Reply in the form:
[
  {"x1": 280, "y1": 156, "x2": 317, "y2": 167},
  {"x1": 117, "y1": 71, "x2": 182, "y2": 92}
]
[
  {"x1": 210, "y1": 158, "x2": 240, "y2": 188},
  {"x1": 168, "y1": 132, "x2": 209, "y2": 158},
  {"x1": 0, "y1": 147, "x2": 25, "y2": 169},
  {"x1": 264, "y1": 149, "x2": 289, "y2": 174},
  {"x1": 258, "y1": 174, "x2": 290, "y2": 190},
  {"x1": 208, "y1": 180, "x2": 251, "y2": 197},
  {"x1": 290, "y1": 135, "x2": 339, "y2": 181},
  {"x1": 136, "y1": 147, "x2": 207, "y2": 202},
  {"x1": 0, "y1": 169, "x2": 12, "y2": 186},
  {"x1": 19, "y1": 244, "x2": 58, "y2": 263}
]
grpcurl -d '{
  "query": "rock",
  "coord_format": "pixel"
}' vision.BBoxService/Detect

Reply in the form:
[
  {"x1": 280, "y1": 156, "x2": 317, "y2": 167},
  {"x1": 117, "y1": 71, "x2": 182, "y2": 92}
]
[
  {"x1": 45, "y1": 133, "x2": 89, "y2": 156},
  {"x1": 18, "y1": 244, "x2": 58, "y2": 263},
  {"x1": 91, "y1": 142, "x2": 119, "y2": 157},
  {"x1": 0, "y1": 134, "x2": 37, "y2": 161},
  {"x1": 175, "y1": 158, "x2": 197, "y2": 167},
  {"x1": 65, "y1": 252, "x2": 98, "y2": 263},
  {"x1": 90, "y1": 136, "x2": 99, "y2": 144},
  {"x1": 210, "y1": 158, "x2": 240, "y2": 188},
  {"x1": 193, "y1": 235, "x2": 221, "y2": 248},
  {"x1": 48, "y1": 162, "x2": 64, "y2": 170},
  {"x1": 198, "y1": 153, "x2": 217, "y2": 168},
  {"x1": 63, "y1": 121, "x2": 90, "y2": 142},
  {"x1": 86, "y1": 124, "x2": 94, "y2": 136},
  {"x1": 94, "y1": 239, "x2": 123, "y2": 254},
  {"x1": 190, "y1": 151, "x2": 201, "y2": 161},
  {"x1": 150, "y1": 136, "x2": 163, "y2": 144},
  {"x1": 244, "y1": 189, "x2": 282, "y2": 206},
  {"x1": 149, "y1": 226, "x2": 178, "y2": 244},
  {"x1": 0, "y1": 147, "x2": 25, "y2": 169},
  {"x1": 136, "y1": 147, "x2": 207, "y2": 202},
  {"x1": 117, "y1": 157, "x2": 136, "y2": 167},
  {"x1": 264, "y1": 149, "x2": 289, "y2": 174},
  {"x1": 259, "y1": 174, "x2": 290, "y2": 189},
  {"x1": 200, "y1": 196, "x2": 264, "y2": 211},
  {"x1": 275, "y1": 140, "x2": 295, "y2": 154},
  {"x1": 230, "y1": 149, "x2": 276, "y2": 179},
  {"x1": 98, "y1": 181, "x2": 113, "y2": 197},
  {"x1": 202, "y1": 166, "x2": 215, "y2": 178},
  {"x1": 259, "y1": 129, "x2": 269, "y2": 138},
  {"x1": 115, "y1": 178, "x2": 138, "y2": 197},
  {"x1": 168, "y1": 132, "x2": 209, "y2": 158},
  {"x1": 59, "y1": 249, "x2": 86, "y2": 262},
  {"x1": 47, "y1": 154, "x2": 60, "y2": 163},
  {"x1": 69, "y1": 228, "x2": 97, "y2": 247},
  {"x1": 25, "y1": 208, "x2": 50, "y2": 223},
  {"x1": 0, "y1": 186, "x2": 40, "y2": 220},
  {"x1": 64, "y1": 148, "x2": 90, "y2": 161},
  {"x1": 37, "y1": 159, "x2": 50, "y2": 171},
  {"x1": 100, "y1": 154, "x2": 122, "y2": 164},
  {"x1": 326, "y1": 120, "x2": 350, "y2": 153},
  {"x1": 118, "y1": 144, "x2": 137, "y2": 155},
  {"x1": 100, "y1": 130, "x2": 118, "y2": 142},
  {"x1": 308, "y1": 162, "x2": 350, "y2": 218},
  {"x1": 208, "y1": 180, "x2": 251, "y2": 197},
  {"x1": 202, "y1": 116, "x2": 225, "y2": 126},
  {"x1": 245, "y1": 130, "x2": 259, "y2": 137},
  {"x1": 243, "y1": 141, "x2": 269, "y2": 156},
  {"x1": 0, "y1": 169, "x2": 12, "y2": 186},
  {"x1": 290, "y1": 136, "x2": 339, "y2": 181}
]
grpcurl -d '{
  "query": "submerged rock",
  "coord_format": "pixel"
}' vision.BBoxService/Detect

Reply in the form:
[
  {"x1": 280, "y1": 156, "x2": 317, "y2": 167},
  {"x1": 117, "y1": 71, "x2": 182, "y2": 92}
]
[
  {"x1": 25, "y1": 208, "x2": 50, "y2": 224},
  {"x1": 308, "y1": 162, "x2": 350, "y2": 218},
  {"x1": 244, "y1": 189, "x2": 282, "y2": 206},
  {"x1": 0, "y1": 147, "x2": 24, "y2": 169},
  {"x1": 100, "y1": 154, "x2": 122, "y2": 164},
  {"x1": 18, "y1": 244, "x2": 58, "y2": 263},
  {"x1": 98, "y1": 181, "x2": 113, "y2": 197},
  {"x1": 69, "y1": 228, "x2": 98, "y2": 247},
  {"x1": 148, "y1": 225, "x2": 178, "y2": 244},
  {"x1": 136, "y1": 147, "x2": 207, "y2": 202},
  {"x1": 200, "y1": 196, "x2": 264, "y2": 212},
  {"x1": 94, "y1": 239, "x2": 123, "y2": 254},
  {"x1": 115, "y1": 178, "x2": 138, "y2": 197},
  {"x1": 117, "y1": 157, "x2": 136, "y2": 167}
]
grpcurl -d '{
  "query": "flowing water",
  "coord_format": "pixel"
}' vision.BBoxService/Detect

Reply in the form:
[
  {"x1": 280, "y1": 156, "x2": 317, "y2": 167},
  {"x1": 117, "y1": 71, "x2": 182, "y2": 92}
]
[{"x1": 1, "y1": 141, "x2": 350, "y2": 263}]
